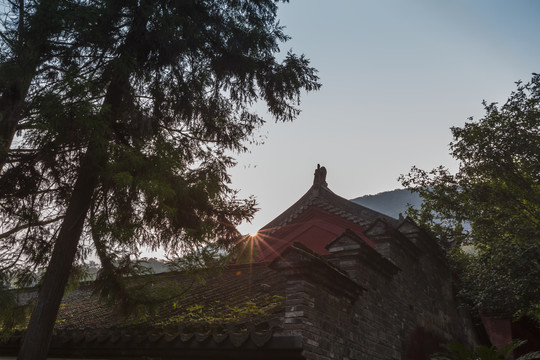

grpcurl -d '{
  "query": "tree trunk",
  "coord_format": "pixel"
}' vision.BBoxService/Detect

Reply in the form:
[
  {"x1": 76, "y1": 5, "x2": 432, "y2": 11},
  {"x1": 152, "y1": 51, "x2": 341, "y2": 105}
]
[
  {"x1": 15, "y1": 73, "x2": 127, "y2": 358},
  {"x1": 16, "y1": 145, "x2": 100, "y2": 360},
  {"x1": 16, "y1": 3, "x2": 150, "y2": 358},
  {"x1": 16, "y1": 79, "x2": 125, "y2": 358}
]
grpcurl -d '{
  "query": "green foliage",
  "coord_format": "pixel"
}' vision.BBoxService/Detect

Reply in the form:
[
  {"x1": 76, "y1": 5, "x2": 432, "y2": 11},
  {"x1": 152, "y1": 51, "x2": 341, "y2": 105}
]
[
  {"x1": 1, "y1": 2, "x2": 319, "y2": 356},
  {"x1": 166, "y1": 243, "x2": 231, "y2": 284},
  {"x1": 0, "y1": 0, "x2": 319, "y2": 313},
  {"x1": 64, "y1": 264, "x2": 92, "y2": 296},
  {"x1": 92, "y1": 253, "x2": 181, "y2": 318},
  {"x1": 0, "y1": 262, "x2": 96, "y2": 336},
  {"x1": 431, "y1": 340, "x2": 540, "y2": 360},
  {"x1": 400, "y1": 74, "x2": 540, "y2": 319},
  {"x1": 0, "y1": 290, "x2": 33, "y2": 339},
  {"x1": 154, "y1": 295, "x2": 284, "y2": 329}
]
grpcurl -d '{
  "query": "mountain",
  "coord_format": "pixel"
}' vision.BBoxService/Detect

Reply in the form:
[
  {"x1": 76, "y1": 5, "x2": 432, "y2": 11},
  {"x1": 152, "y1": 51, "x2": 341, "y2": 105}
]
[{"x1": 350, "y1": 189, "x2": 422, "y2": 219}]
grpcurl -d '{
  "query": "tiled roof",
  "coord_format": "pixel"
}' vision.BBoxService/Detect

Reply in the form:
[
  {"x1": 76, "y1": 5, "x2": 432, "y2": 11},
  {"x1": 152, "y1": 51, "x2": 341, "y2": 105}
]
[
  {"x1": 59, "y1": 262, "x2": 286, "y2": 330},
  {"x1": 261, "y1": 183, "x2": 400, "y2": 234},
  {"x1": 0, "y1": 262, "x2": 296, "y2": 357},
  {"x1": 251, "y1": 175, "x2": 399, "y2": 262}
]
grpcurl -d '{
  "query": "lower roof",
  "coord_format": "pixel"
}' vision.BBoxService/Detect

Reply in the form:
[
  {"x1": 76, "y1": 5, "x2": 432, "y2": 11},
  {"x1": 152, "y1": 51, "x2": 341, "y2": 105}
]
[{"x1": 1, "y1": 262, "x2": 292, "y2": 357}]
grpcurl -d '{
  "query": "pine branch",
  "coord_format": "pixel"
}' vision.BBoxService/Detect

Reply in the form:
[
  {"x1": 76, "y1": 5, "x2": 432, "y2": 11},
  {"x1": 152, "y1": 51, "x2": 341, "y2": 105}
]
[{"x1": 0, "y1": 215, "x2": 64, "y2": 240}]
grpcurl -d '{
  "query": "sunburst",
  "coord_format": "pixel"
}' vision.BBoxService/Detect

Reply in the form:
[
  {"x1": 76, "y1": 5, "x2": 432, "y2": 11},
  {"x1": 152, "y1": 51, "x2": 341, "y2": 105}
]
[{"x1": 235, "y1": 226, "x2": 293, "y2": 263}]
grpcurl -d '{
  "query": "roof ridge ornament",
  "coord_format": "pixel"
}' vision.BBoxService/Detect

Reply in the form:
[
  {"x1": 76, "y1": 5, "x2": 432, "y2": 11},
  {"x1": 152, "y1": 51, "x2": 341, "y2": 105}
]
[{"x1": 313, "y1": 164, "x2": 328, "y2": 187}]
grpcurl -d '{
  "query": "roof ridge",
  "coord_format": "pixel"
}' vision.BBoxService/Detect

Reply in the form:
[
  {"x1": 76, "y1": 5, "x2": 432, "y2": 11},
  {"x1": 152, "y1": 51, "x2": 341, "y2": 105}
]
[{"x1": 261, "y1": 183, "x2": 399, "y2": 233}]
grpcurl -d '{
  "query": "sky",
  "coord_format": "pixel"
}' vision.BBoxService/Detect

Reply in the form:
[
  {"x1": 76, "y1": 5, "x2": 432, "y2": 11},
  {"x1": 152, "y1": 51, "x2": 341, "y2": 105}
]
[{"x1": 227, "y1": 0, "x2": 540, "y2": 235}]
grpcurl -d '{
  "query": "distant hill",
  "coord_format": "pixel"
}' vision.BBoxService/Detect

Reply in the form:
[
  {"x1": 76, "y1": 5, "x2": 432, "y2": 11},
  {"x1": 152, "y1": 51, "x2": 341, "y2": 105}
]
[{"x1": 350, "y1": 189, "x2": 422, "y2": 219}]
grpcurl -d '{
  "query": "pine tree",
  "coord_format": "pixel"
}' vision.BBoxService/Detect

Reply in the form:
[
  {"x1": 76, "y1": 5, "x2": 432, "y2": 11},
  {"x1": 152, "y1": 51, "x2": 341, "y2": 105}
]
[
  {"x1": 1, "y1": 1, "x2": 320, "y2": 359},
  {"x1": 0, "y1": 0, "x2": 128, "y2": 283},
  {"x1": 0, "y1": 0, "x2": 67, "y2": 169}
]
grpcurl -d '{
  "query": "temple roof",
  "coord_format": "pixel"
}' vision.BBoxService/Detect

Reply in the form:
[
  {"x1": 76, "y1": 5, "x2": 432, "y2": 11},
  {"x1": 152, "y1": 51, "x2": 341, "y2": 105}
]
[
  {"x1": 249, "y1": 165, "x2": 401, "y2": 261},
  {"x1": 261, "y1": 165, "x2": 400, "y2": 233}
]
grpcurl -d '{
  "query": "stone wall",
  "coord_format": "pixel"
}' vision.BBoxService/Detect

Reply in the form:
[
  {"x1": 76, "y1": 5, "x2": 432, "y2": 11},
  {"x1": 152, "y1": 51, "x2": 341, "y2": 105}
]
[{"x1": 272, "y1": 223, "x2": 478, "y2": 360}]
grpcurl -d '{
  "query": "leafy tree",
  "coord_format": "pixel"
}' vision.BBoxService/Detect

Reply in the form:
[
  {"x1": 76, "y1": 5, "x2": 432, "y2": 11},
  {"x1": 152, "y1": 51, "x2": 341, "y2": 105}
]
[
  {"x1": 400, "y1": 75, "x2": 540, "y2": 320},
  {"x1": 0, "y1": 1, "x2": 320, "y2": 359}
]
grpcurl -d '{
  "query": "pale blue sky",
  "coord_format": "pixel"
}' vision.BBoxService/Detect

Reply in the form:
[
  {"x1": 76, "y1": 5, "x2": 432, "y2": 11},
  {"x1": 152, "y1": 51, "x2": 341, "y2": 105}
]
[{"x1": 229, "y1": 0, "x2": 540, "y2": 235}]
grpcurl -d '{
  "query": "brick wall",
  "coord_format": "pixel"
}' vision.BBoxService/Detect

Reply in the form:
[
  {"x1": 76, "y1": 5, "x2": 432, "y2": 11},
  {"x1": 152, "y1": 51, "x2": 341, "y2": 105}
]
[{"x1": 271, "y1": 224, "x2": 478, "y2": 360}]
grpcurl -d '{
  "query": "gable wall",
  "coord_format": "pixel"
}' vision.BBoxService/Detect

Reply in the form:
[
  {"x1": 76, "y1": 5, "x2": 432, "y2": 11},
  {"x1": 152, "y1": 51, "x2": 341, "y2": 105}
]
[
  {"x1": 256, "y1": 206, "x2": 374, "y2": 261},
  {"x1": 277, "y1": 235, "x2": 478, "y2": 360}
]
